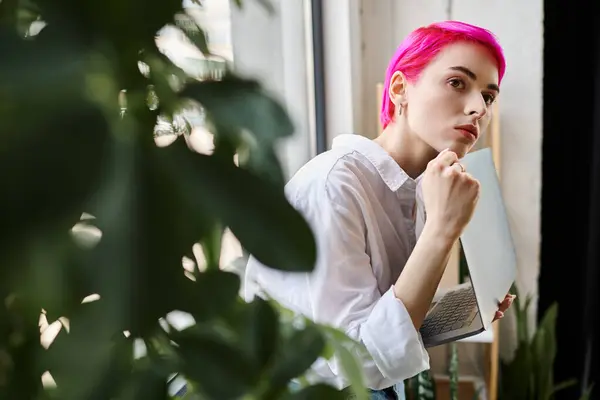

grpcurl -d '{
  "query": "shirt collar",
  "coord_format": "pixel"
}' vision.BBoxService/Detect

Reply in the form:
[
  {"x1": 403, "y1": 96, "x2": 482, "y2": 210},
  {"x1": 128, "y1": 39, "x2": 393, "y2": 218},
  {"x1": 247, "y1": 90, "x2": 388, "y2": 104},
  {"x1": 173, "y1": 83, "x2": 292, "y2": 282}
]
[{"x1": 331, "y1": 133, "x2": 416, "y2": 192}]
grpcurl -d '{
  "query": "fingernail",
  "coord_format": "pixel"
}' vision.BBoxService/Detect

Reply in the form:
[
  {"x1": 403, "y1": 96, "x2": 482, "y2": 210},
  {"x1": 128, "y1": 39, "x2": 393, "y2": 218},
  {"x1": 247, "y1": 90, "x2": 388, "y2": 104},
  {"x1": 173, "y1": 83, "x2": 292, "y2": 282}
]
[{"x1": 497, "y1": 311, "x2": 504, "y2": 318}]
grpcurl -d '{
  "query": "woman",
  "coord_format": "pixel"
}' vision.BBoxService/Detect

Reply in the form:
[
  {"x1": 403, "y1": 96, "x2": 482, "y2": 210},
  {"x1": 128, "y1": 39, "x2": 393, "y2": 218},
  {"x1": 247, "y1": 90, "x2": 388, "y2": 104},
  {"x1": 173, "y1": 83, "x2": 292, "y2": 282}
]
[{"x1": 244, "y1": 20, "x2": 515, "y2": 399}]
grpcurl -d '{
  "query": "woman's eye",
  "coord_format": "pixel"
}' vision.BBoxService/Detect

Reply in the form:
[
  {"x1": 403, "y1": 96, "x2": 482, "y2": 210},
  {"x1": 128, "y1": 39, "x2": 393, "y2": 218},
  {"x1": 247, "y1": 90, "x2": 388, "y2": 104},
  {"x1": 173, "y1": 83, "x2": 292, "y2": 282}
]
[
  {"x1": 448, "y1": 78, "x2": 465, "y2": 89},
  {"x1": 483, "y1": 93, "x2": 496, "y2": 105}
]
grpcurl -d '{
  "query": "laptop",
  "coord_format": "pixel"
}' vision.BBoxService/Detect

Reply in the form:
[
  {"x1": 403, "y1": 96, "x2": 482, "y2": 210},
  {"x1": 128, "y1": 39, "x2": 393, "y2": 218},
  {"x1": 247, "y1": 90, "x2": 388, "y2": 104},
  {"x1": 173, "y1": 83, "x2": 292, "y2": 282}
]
[{"x1": 419, "y1": 148, "x2": 517, "y2": 347}]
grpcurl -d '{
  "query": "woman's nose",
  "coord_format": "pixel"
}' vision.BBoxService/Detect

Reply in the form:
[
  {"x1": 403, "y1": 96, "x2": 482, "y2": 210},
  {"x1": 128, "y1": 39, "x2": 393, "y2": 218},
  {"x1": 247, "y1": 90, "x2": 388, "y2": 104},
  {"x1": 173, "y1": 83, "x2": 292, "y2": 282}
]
[{"x1": 465, "y1": 94, "x2": 487, "y2": 119}]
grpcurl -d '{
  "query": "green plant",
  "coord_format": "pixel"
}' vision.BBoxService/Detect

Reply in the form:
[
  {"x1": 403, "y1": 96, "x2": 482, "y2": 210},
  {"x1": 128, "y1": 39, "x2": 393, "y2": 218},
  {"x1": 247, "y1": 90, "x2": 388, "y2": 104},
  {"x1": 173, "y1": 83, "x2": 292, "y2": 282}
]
[
  {"x1": 499, "y1": 285, "x2": 593, "y2": 400},
  {"x1": 0, "y1": 0, "x2": 368, "y2": 399},
  {"x1": 405, "y1": 370, "x2": 437, "y2": 400},
  {"x1": 449, "y1": 343, "x2": 459, "y2": 400}
]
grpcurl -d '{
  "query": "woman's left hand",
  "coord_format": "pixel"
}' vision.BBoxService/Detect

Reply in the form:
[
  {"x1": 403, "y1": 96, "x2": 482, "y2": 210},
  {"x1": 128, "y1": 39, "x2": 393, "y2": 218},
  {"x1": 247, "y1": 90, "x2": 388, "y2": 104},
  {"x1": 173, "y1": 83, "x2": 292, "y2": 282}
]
[{"x1": 493, "y1": 293, "x2": 516, "y2": 321}]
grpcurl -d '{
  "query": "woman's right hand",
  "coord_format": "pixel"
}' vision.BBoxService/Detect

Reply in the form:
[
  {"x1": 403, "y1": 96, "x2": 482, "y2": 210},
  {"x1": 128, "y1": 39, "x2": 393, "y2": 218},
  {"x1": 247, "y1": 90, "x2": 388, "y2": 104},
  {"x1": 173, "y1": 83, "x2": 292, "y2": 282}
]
[{"x1": 421, "y1": 148, "x2": 481, "y2": 240}]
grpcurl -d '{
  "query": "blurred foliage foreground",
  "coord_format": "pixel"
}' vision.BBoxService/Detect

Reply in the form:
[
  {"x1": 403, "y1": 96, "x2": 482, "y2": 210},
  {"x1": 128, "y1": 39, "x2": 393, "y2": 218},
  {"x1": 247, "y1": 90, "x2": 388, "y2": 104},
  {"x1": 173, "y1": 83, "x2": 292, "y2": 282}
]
[{"x1": 0, "y1": 0, "x2": 368, "y2": 398}]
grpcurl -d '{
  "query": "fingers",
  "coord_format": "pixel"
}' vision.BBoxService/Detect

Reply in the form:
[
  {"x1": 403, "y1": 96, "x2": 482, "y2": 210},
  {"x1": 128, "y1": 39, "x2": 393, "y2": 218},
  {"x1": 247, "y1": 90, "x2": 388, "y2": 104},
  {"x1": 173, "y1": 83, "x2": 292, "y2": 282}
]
[
  {"x1": 495, "y1": 294, "x2": 517, "y2": 322},
  {"x1": 450, "y1": 162, "x2": 465, "y2": 173},
  {"x1": 434, "y1": 148, "x2": 459, "y2": 167},
  {"x1": 498, "y1": 294, "x2": 516, "y2": 307},
  {"x1": 493, "y1": 310, "x2": 505, "y2": 321},
  {"x1": 498, "y1": 299, "x2": 510, "y2": 313}
]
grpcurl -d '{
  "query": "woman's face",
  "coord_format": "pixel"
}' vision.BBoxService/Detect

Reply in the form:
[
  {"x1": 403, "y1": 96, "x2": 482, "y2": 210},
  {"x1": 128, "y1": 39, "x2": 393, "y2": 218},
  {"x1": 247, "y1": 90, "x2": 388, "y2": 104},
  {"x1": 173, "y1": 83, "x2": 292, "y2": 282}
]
[{"x1": 393, "y1": 42, "x2": 500, "y2": 158}]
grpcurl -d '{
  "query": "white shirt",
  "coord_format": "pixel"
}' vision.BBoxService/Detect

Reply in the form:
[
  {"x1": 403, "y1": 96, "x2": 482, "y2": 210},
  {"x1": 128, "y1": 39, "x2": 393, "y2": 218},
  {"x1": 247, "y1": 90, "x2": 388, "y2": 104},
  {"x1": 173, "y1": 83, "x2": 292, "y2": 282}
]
[{"x1": 243, "y1": 133, "x2": 430, "y2": 390}]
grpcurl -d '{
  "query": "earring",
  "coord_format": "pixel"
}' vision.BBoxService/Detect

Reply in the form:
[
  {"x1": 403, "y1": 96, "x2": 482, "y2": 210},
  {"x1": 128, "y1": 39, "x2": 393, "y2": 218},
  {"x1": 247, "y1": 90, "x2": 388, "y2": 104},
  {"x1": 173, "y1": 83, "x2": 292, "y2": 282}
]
[{"x1": 398, "y1": 105, "x2": 402, "y2": 116}]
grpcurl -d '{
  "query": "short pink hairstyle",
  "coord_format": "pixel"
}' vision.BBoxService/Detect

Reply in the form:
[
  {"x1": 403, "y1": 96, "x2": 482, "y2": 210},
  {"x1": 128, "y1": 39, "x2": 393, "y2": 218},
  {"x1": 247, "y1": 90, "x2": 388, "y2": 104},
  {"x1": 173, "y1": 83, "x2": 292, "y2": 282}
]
[{"x1": 380, "y1": 21, "x2": 506, "y2": 129}]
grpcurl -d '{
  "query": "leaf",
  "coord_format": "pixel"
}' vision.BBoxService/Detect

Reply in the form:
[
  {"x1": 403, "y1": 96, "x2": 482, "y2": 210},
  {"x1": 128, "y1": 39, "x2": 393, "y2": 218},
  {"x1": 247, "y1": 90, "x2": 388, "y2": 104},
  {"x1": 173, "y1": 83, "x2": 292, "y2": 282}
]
[
  {"x1": 448, "y1": 343, "x2": 458, "y2": 400},
  {"x1": 80, "y1": 129, "x2": 231, "y2": 334},
  {"x1": 0, "y1": 83, "x2": 109, "y2": 267},
  {"x1": 117, "y1": 359, "x2": 170, "y2": 400},
  {"x1": 516, "y1": 295, "x2": 533, "y2": 344},
  {"x1": 532, "y1": 303, "x2": 558, "y2": 400},
  {"x1": 44, "y1": 317, "x2": 134, "y2": 400},
  {"x1": 0, "y1": 297, "x2": 46, "y2": 400},
  {"x1": 175, "y1": 269, "x2": 241, "y2": 323},
  {"x1": 0, "y1": 0, "x2": 19, "y2": 27},
  {"x1": 171, "y1": 328, "x2": 258, "y2": 399},
  {"x1": 159, "y1": 141, "x2": 316, "y2": 273},
  {"x1": 17, "y1": 231, "x2": 95, "y2": 323},
  {"x1": 285, "y1": 383, "x2": 347, "y2": 399},
  {"x1": 579, "y1": 384, "x2": 595, "y2": 400},
  {"x1": 265, "y1": 324, "x2": 325, "y2": 395},
  {"x1": 174, "y1": 12, "x2": 210, "y2": 56},
  {"x1": 321, "y1": 326, "x2": 368, "y2": 400},
  {"x1": 500, "y1": 343, "x2": 532, "y2": 400},
  {"x1": 143, "y1": 54, "x2": 181, "y2": 118},
  {"x1": 181, "y1": 75, "x2": 295, "y2": 145},
  {"x1": 415, "y1": 371, "x2": 436, "y2": 400},
  {"x1": 200, "y1": 223, "x2": 223, "y2": 270},
  {"x1": 552, "y1": 379, "x2": 577, "y2": 395},
  {"x1": 239, "y1": 143, "x2": 287, "y2": 189},
  {"x1": 241, "y1": 298, "x2": 279, "y2": 370}
]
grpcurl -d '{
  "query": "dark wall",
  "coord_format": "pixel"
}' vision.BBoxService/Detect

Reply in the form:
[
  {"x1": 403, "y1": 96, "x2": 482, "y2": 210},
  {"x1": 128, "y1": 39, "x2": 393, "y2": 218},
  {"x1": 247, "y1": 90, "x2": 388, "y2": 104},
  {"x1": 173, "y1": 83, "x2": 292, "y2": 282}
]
[{"x1": 539, "y1": 0, "x2": 600, "y2": 398}]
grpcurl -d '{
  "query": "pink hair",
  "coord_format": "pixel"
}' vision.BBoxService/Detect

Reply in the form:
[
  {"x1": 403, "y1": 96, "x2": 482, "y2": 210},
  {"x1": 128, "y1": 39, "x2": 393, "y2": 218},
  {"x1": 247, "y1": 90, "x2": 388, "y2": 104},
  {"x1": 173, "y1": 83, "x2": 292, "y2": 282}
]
[{"x1": 380, "y1": 21, "x2": 506, "y2": 129}]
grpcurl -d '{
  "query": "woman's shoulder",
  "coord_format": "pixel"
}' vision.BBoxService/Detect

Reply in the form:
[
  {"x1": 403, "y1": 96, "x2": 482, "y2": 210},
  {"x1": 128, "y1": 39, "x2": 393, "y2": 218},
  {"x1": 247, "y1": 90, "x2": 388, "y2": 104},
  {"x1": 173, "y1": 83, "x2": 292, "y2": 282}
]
[{"x1": 285, "y1": 148, "x2": 373, "y2": 208}]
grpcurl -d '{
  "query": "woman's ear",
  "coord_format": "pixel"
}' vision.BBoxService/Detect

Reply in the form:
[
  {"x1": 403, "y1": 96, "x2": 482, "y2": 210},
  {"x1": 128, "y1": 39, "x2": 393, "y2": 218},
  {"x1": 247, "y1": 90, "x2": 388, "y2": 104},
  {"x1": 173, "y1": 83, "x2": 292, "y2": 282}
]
[{"x1": 388, "y1": 70, "x2": 407, "y2": 106}]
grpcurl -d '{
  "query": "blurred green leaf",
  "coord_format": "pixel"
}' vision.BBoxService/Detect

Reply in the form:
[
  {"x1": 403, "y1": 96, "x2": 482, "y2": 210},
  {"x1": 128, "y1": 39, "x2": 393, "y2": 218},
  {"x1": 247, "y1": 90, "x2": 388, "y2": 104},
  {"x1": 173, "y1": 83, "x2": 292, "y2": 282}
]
[
  {"x1": 239, "y1": 298, "x2": 279, "y2": 371},
  {"x1": 117, "y1": 359, "x2": 170, "y2": 400},
  {"x1": 551, "y1": 379, "x2": 577, "y2": 396},
  {"x1": 0, "y1": 296, "x2": 45, "y2": 399},
  {"x1": 320, "y1": 326, "x2": 368, "y2": 399},
  {"x1": 285, "y1": 383, "x2": 346, "y2": 399},
  {"x1": 175, "y1": 270, "x2": 240, "y2": 323},
  {"x1": 174, "y1": 12, "x2": 210, "y2": 56},
  {"x1": 200, "y1": 223, "x2": 223, "y2": 271},
  {"x1": 533, "y1": 303, "x2": 558, "y2": 400},
  {"x1": 406, "y1": 370, "x2": 436, "y2": 400},
  {"x1": 160, "y1": 141, "x2": 316, "y2": 273},
  {"x1": 239, "y1": 144, "x2": 287, "y2": 190},
  {"x1": 265, "y1": 324, "x2": 325, "y2": 396},
  {"x1": 501, "y1": 342, "x2": 532, "y2": 400},
  {"x1": 144, "y1": 53, "x2": 181, "y2": 118},
  {"x1": 171, "y1": 328, "x2": 258, "y2": 399},
  {"x1": 81, "y1": 132, "x2": 231, "y2": 334},
  {"x1": 0, "y1": 0, "x2": 18, "y2": 27},
  {"x1": 329, "y1": 341, "x2": 368, "y2": 400},
  {"x1": 579, "y1": 384, "x2": 595, "y2": 400},
  {"x1": 17, "y1": 231, "x2": 95, "y2": 323},
  {"x1": 181, "y1": 75, "x2": 295, "y2": 146},
  {"x1": 449, "y1": 343, "x2": 458, "y2": 400},
  {"x1": 0, "y1": 29, "x2": 109, "y2": 263},
  {"x1": 44, "y1": 309, "x2": 134, "y2": 399}
]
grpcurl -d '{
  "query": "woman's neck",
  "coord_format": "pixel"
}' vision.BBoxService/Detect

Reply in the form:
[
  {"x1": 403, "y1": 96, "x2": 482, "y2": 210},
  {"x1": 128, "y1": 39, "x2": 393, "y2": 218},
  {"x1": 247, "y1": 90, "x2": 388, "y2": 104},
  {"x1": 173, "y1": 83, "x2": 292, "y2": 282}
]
[{"x1": 374, "y1": 121, "x2": 438, "y2": 179}]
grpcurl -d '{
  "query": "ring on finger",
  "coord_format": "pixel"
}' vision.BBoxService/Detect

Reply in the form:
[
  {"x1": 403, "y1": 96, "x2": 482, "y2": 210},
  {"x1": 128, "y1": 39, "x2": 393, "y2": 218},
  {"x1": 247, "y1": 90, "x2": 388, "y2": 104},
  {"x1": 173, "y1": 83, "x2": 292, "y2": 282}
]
[{"x1": 453, "y1": 162, "x2": 465, "y2": 173}]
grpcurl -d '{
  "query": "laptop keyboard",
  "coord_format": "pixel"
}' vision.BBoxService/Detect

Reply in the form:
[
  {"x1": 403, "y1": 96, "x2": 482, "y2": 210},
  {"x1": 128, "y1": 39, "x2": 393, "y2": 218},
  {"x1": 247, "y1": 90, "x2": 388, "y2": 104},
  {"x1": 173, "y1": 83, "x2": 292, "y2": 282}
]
[{"x1": 420, "y1": 286, "x2": 478, "y2": 337}]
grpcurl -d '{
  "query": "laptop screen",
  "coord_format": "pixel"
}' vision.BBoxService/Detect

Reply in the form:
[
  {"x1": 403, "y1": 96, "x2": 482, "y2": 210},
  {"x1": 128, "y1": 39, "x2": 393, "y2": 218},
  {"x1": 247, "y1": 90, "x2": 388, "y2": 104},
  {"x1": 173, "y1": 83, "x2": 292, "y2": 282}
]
[{"x1": 459, "y1": 148, "x2": 518, "y2": 329}]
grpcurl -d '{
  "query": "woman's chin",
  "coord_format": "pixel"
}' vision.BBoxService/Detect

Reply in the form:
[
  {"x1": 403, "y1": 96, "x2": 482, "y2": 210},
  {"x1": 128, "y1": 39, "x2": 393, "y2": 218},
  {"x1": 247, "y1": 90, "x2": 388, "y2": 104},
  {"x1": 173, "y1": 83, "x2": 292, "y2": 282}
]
[{"x1": 435, "y1": 142, "x2": 470, "y2": 159}]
